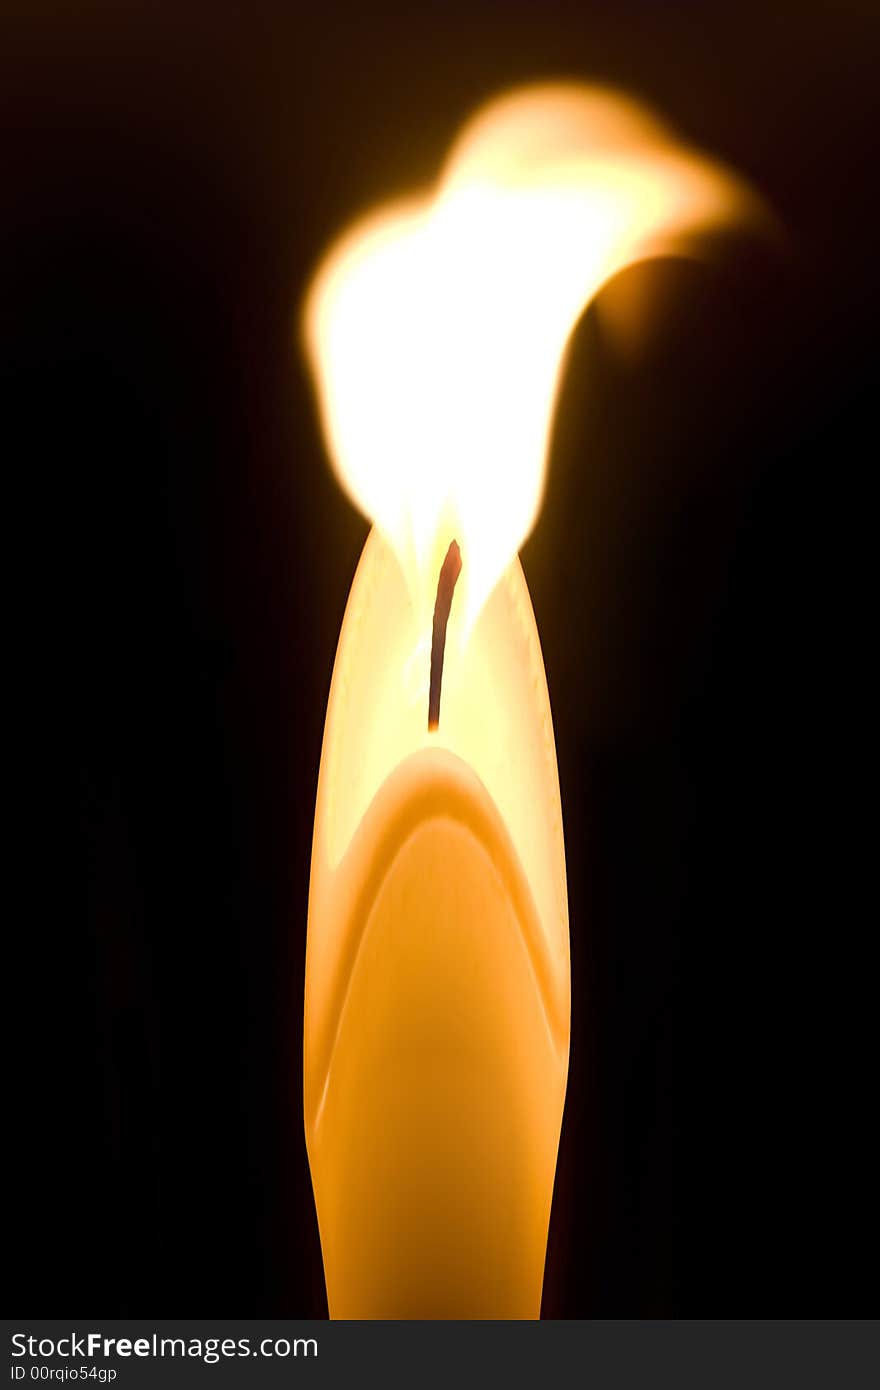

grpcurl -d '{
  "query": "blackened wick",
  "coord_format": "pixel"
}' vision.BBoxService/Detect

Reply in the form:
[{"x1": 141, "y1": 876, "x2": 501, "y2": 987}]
[{"x1": 428, "y1": 540, "x2": 463, "y2": 731}]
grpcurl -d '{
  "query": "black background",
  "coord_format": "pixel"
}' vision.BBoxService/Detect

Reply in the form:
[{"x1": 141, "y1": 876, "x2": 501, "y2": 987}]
[{"x1": 5, "y1": 1, "x2": 877, "y2": 1315}]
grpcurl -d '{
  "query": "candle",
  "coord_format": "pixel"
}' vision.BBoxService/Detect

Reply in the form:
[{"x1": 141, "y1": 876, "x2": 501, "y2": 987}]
[
  {"x1": 302, "y1": 83, "x2": 756, "y2": 1318},
  {"x1": 305, "y1": 525, "x2": 568, "y2": 1318}
]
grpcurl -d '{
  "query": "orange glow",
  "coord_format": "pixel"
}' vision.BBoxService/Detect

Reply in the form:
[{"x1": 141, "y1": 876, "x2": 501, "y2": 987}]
[
  {"x1": 302, "y1": 87, "x2": 763, "y2": 1316},
  {"x1": 303, "y1": 82, "x2": 758, "y2": 630}
]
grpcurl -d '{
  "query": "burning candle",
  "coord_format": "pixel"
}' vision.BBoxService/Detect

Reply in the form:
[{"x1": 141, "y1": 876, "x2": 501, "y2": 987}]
[{"x1": 302, "y1": 83, "x2": 756, "y2": 1319}]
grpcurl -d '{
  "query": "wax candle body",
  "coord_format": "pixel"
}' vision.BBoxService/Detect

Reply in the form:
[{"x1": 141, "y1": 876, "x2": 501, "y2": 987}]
[{"x1": 305, "y1": 528, "x2": 569, "y2": 1318}]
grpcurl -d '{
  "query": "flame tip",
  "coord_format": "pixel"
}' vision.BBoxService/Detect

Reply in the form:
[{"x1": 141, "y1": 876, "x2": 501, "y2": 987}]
[{"x1": 304, "y1": 80, "x2": 760, "y2": 626}]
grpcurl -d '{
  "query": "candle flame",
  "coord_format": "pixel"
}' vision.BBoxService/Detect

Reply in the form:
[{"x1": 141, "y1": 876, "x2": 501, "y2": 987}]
[{"x1": 303, "y1": 82, "x2": 758, "y2": 628}]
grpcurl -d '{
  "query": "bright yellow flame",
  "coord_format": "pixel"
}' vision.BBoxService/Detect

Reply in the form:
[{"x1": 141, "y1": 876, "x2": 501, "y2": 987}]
[{"x1": 304, "y1": 82, "x2": 757, "y2": 628}]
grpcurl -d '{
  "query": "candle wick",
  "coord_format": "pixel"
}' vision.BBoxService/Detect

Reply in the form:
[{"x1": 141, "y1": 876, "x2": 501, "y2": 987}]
[{"x1": 428, "y1": 540, "x2": 462, "y2": 732}]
